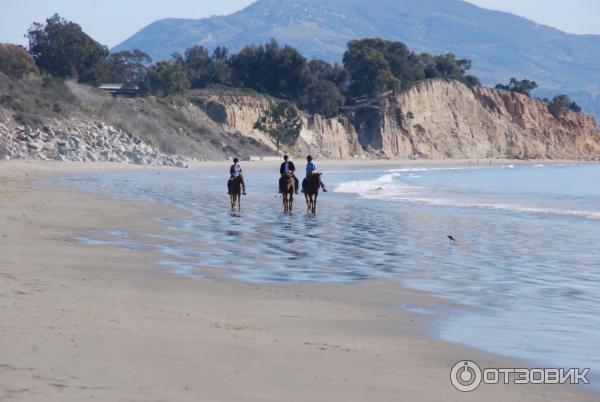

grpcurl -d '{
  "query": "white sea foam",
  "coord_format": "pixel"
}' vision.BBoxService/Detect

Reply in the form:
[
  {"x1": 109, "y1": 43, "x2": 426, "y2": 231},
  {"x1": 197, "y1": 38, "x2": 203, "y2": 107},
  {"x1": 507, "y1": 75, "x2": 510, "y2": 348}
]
[
  {"x1": 334, "y1": 174, "x2": 600, "y2": 220},
  {"x1": 386, "y1": 167, "x2": 471, "y2": 173}
]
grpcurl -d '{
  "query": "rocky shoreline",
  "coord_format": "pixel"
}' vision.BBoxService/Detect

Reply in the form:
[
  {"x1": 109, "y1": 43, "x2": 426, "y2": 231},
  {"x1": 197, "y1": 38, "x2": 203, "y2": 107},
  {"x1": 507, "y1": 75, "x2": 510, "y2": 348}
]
[{"x1": 0, "y1": 122, "x2": 188, "y2": 167}]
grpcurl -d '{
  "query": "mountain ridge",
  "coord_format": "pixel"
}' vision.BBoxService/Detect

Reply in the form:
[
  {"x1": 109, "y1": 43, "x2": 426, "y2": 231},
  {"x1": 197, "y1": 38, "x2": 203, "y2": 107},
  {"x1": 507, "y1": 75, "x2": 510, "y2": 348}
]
[{"x1": 114, "y1": 0, "x2": 600, "y2": 118}]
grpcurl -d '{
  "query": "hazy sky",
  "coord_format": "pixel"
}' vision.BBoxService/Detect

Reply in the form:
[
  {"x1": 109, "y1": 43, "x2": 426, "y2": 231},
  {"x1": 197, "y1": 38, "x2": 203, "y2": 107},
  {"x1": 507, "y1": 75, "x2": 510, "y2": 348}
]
[{"x1": 1, "y1": 0, "x2": 599, "y2": 48}]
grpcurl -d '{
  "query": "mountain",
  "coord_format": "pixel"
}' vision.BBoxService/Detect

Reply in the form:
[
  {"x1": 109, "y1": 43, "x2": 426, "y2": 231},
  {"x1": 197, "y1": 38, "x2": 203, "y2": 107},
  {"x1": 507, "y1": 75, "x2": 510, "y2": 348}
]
[{"x1": 114, "y1": 0, "x2": 600, "y2": 119}]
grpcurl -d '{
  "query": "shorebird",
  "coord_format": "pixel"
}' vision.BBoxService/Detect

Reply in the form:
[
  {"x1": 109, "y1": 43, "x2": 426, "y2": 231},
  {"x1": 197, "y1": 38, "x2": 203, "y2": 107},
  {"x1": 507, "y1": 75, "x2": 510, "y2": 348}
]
[{"x1": 447, "y1": 235, "x2": 456, "y2": 243}]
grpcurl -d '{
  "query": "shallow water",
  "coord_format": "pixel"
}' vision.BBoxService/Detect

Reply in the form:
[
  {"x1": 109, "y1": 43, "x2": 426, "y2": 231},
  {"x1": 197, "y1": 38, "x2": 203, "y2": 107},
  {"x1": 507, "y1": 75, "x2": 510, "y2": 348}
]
[{"x1": 55, "y1": 162, "x2": 600, "y2": 387}]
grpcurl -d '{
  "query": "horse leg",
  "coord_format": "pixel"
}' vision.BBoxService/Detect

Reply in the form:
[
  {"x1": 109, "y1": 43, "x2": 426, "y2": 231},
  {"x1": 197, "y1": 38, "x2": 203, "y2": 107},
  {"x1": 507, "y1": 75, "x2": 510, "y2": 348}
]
[
  {"x1": 237, "y1": 191, "x2": 241, "y2": 211},
  {"x1": 313, "y1": 192, "x2": 318, "y2": 213},
  {"x1": 289, "y1": 193, "x2": 293, "y2": 212}
]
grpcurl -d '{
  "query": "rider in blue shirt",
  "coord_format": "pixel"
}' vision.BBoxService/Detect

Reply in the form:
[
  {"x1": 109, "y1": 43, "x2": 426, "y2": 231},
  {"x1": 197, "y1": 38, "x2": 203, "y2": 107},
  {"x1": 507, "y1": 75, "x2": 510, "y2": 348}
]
[
  {"x1": 228, "y1": 157, "x2": 246, "y2": 195},
  {"x1": 303, "y1": 155, "x2": 327, "y2": 192}
]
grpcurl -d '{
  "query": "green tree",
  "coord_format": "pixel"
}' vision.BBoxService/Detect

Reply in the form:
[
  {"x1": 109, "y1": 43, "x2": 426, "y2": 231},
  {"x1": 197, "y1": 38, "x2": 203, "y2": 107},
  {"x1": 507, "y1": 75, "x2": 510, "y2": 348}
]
[
  {"x1": 298, "y1": 79, "x2": 345, "y2": 117},
  {"x1": 307, "y1": 60, "x2": 349, "y2": 93},
  {"x1": 27, "y1": 14, "x2": 108, "y2": 84},
  {"x1": 343, "y1": 39, "x2": 475, "y2": 98},
  {"x1": 547, "y1": 94, "x2": 580, "y2": 117},
  {"x1": 343, "y1": 41, "x2": 392, "y2": 97},
  {"x1": 0, "y1": 43, "x2": 39, "y2": 78},
  {"x1": 254, "y1": 101, "x2": 303, "y2": 151},
  {"x1": 569, "y1": 101, "x2": 582, "y2": 113},
  {"x1": 230, "y1": 40, "x2": 307, "y2": 99},
  {"x1": 146, "y1": 60, "x2": 190, "y2": 96},
  {"x1": 463, "y1": 75, "x2": 481, "y2": 88},
  {"x1": 107, "y1": 50, "x2": 151, "y2": 85},
  {"x1": 495, "y1": 78, "x2": 538, "y2": 96},
  {"x1": 184, "y1": 46, "x2": 213, "y2": 88},
  {"x1": 211, "y1": 47, "x2": 233, "y2": 86}
]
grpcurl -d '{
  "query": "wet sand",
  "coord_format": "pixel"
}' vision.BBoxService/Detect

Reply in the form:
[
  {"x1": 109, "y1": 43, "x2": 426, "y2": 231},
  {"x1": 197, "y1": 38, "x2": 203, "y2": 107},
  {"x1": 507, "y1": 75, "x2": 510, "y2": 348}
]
[{"x1": 0, "y1": 160, "x2": 595, "y2": 401}]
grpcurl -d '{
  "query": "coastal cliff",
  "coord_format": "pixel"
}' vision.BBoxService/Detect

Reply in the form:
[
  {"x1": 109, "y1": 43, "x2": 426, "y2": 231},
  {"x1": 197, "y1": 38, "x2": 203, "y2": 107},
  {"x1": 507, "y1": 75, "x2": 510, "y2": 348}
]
[
  {"x1": 1, "y1": 74, "x2": 599, "y2": 162},
  {"x1": 190, "y1": 92, "x2": 365, "y2": 158},
  {"x1": 351, "y1": 80, "x2": 600, "y2": 159},
  {"x1": 190, "y1": 80, "x2": 600, "y2": 160}
]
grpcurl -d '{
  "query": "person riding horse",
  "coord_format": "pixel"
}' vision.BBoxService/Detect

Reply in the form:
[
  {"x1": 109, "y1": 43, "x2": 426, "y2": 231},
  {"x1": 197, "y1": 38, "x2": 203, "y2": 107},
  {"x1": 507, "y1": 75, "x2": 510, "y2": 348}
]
[
  {"x1": 302, "y1": 155, "x2": 327, "y2": 193},
  {"x1": 279, "y1": 155, "x2": 299, "y2": 195},
  {"x1": 228, "y1": 157, "x2": 246, "y2": 195}
]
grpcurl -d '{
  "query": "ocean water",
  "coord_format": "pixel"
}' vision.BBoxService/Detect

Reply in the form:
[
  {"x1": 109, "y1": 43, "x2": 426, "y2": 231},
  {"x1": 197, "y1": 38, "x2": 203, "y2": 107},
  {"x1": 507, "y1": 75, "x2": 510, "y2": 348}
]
[{"x1": 57, "y1": 162, "x2": 600, "y2": 386}]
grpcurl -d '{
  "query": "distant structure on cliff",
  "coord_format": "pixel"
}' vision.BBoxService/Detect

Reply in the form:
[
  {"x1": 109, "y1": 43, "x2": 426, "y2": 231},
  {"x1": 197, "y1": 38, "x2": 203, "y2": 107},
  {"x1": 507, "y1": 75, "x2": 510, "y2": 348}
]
[{"x1": 99, "y1": 84, "x2": 139, "y2": 97}]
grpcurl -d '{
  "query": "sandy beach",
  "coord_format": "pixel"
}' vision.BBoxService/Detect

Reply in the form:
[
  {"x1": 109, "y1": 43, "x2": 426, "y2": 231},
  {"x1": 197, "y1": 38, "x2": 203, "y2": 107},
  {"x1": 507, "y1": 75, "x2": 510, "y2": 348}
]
[{"x1": 0, "y1": 160, "x2": 596, "y2": 401}]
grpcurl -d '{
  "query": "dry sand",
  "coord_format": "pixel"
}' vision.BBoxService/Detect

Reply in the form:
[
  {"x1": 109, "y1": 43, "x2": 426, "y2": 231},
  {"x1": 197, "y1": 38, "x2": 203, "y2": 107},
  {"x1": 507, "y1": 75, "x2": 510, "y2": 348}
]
[{"x1": 0, "y1": 160, "x2": 596, "y2": 401}]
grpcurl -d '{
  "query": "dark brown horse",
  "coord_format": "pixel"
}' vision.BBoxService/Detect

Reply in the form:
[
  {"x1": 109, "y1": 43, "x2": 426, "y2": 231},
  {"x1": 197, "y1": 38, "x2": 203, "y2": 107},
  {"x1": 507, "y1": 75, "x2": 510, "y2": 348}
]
[
  {"x1": 280, "y1": 172, "x2": 295, "y2": 212},
  {"x1": 303, "y1": 173, "x2": 322, "y2": 213},
  {"x1": 228, "y1": 176, "x2": 242, "y2": 210}
]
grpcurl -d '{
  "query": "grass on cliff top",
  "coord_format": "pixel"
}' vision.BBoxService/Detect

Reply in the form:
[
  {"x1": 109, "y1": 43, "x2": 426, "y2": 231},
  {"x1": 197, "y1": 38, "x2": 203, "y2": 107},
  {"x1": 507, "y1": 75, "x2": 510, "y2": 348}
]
[{"x1": 0, "y1": 72, "x2": 80, "y2": 129}]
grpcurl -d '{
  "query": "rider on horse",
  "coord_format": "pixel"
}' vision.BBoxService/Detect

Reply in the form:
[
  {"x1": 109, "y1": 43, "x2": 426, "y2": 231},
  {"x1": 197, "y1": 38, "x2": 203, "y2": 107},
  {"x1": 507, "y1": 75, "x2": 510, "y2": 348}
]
[
  {"x1": 302, "y1": 155, "x2": 327, "y2": 192},
  {"x1": 279, "y1": 155, "x2": 299, "y2": 195},
  {"x1": 228, "y1": 157, "x2": 246, "y2": 195}
]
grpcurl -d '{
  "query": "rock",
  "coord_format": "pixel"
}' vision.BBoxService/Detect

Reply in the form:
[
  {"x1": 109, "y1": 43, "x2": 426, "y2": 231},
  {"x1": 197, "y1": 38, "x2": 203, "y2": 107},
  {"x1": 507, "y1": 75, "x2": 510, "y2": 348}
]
[
  {"x1": 86, "y1": 151, "x2": 98, "y2": 162},
  {"x1": 2, "y1": 118, "x2": 188, "y2": 167},
  {"x1": 43, "y1": 141, "x2": 56, "y2": 151},
  {"x1": 58, "y1": 142, "x2": 70, "y2": 155},
  {"x1": 42, "y1": 126, "x2": 55, "y2": 137},
  {"x1": 26, "y1": 140, "x2": 43, "y2": 152}
]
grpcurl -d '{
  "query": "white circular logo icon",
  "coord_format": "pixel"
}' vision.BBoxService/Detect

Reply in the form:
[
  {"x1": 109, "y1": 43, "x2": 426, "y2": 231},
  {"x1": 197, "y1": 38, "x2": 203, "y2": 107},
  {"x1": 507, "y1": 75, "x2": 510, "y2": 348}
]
[{"x1": 451, "y1": 360, "x2": 482, "y2": 392}]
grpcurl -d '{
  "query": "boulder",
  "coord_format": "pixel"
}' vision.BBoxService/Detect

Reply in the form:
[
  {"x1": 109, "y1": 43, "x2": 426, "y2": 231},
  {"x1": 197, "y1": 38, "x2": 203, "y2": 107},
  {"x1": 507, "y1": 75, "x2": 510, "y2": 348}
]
[
  {"x1": 58, "y1": 142, "x2": 70, "y2": 155},
  {"x1": 26, "y1": 140, "x2": 43, "y2": 152}
]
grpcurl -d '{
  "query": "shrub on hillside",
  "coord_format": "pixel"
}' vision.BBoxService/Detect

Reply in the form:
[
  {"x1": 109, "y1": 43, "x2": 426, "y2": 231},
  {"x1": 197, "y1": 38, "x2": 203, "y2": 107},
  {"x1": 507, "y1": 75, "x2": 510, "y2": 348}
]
[
  {"x1": 0, "y1": 43, "x2": 39, "y2": 78},
  {"x1": 495, "y1": 78, "x2": 538, "y2": 96},
  {"x1": 547, "y1": 94, "x2": 582, "y2": 117}
]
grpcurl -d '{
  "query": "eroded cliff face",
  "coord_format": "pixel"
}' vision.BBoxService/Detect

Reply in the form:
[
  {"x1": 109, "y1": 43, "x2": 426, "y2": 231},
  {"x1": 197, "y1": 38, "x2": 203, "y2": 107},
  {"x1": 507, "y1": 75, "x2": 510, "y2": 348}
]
[
  {"x1": 190, "y1": 80, "x2": 600, "y2": 160},
  {"x1": 189, "y1": 93, "x2": 278, "y2": 152},
  {"x1": 350, "y1": 80, "x2": 600, "y2": 159},
  {"x1": 191, "y1": 92, "x2": 366, "y2": 158}
]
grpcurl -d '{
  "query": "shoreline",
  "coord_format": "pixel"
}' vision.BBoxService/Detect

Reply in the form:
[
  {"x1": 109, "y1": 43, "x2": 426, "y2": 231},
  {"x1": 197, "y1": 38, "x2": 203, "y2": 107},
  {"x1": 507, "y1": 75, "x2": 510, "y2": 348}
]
[{"x1": 0, "y1": 160, "x2": 596, "y2": 401}]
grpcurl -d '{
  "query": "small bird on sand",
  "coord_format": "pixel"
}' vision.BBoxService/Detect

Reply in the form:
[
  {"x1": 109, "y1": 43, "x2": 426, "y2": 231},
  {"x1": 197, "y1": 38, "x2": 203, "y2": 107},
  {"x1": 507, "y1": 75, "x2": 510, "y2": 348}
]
[{"x1": 447, "y1": 235, "x2": 456, "y2": 243}]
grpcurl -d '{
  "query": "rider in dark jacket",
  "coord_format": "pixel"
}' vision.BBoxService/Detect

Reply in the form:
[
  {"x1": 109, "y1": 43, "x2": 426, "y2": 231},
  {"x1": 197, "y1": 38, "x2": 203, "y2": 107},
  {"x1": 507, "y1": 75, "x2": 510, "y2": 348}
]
[{"x1": 279, "y1": 155, "x2": 299, "y2": 194}]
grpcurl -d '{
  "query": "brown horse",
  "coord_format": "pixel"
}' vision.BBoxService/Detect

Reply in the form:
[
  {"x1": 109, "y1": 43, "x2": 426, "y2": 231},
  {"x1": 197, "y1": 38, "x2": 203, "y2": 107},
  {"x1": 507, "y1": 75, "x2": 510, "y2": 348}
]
[
  {"x1": 280, "y1": 172, "x2": 295, "y2": 212},
  {"x1": 303, "y1": 173, "x2": 322, "y2": 213},
  {"x1": 228, "y1": 176, "x2": 242, "y2": 210}
]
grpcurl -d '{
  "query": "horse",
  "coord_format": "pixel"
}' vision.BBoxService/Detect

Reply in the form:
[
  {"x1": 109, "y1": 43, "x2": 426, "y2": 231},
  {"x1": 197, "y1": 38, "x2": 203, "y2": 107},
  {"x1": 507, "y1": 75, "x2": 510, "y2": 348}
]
[
  {"x1": 228, "y1": 176, "x2": 242, "y2": 210},
  {"x1": 303, "y1": 173, "x2": 322, "y2": 213},
  {"x1": 280, "y1": 172, "x2": 295, "y2": 213}
]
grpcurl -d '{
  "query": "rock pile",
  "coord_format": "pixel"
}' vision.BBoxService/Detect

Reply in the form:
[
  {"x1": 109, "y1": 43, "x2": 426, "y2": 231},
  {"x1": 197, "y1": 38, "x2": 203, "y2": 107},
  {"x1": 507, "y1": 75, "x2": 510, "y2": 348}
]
[{"x1": 0, "y1": 122, "x2": 188, "y2": 167}]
